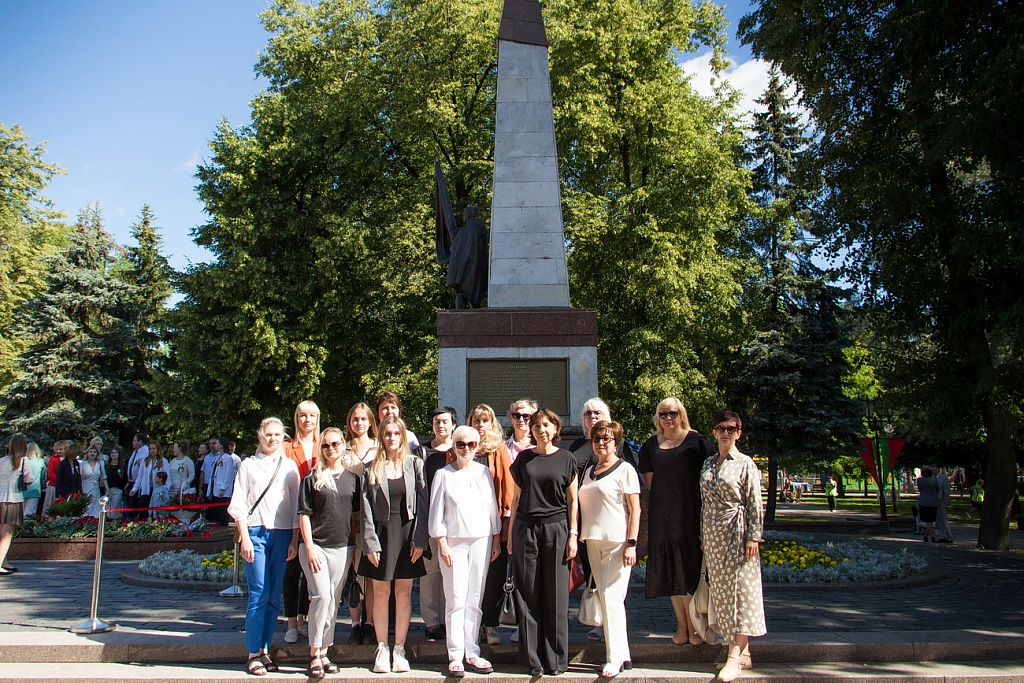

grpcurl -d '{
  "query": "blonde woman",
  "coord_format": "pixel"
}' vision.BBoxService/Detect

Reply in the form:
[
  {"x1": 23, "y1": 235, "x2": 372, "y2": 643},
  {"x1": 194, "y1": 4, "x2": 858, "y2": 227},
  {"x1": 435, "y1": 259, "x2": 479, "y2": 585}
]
[
  {"x1": 1, "y1": 434, "x2": 34, "y2": 574},
  {"x1": 638, "y1": 397, "x2": 715, "y2": 646},
  {"x1": 468, "y1": 404, "x2": 515, "y2": 646},
  {"x1": 359, "y1": 416, "x2": 428, "y2": 673},
  {"x1": 298, "y1": 427, "x2": 360, "y2": 679},
  {"x1": 21, "y1": 442, "x2": 46, "y2": 516},
  {"x1": 345, "y1": 401, "x2": 378, "y2": 644},
  {"x1": 228, "y1": 417, "x2": 301, "y2": 676},
  {"x1": 284, "y1": 399, "x2": 321, "y2": 643}
]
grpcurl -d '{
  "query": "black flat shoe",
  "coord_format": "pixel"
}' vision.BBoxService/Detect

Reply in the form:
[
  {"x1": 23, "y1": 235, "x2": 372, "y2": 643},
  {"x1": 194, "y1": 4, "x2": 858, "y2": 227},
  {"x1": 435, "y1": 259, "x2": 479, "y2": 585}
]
[
  {"x1": 0, "y1": 566, "x2": 17, "y2": 573},
  {"x1": 348, "y1": 623, "x2": 364, "y2": 645},
  {"x1": 529, "y1": 667, "x2": 543, "y2": 677}
]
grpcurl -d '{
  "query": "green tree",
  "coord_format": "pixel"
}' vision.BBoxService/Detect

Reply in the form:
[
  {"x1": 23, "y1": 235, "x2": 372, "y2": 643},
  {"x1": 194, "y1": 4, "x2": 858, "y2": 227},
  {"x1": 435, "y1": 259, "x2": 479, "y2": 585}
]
[
  {"x1": 548, "y1": 0, "x2": 751, "y2": 433},
  {"x1": 725, "y1": 70, "x2": 862, "y2": 521},
  {"x1": 0, "y1": 122, "x2": 69, "y2": 390},
  {"x1": 740, "y1": 0, "x2": 1024, "y2": 549},
  {"x1": 0, "y1": 206, "x2": 147, "y2": 446}
]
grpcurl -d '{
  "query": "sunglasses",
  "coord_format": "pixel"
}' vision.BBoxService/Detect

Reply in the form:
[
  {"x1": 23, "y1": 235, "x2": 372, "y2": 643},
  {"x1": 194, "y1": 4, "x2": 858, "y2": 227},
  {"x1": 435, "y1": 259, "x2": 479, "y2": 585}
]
[
  {"x1": 713, "y1": 425, "x2": 739, "y2": 435},
  {"x1": 455, "y1": 440, "x2": 479, "y2": 450},
  {"x1": 320, "y1": 441, "x2": 344, "y2": 451},
  {"x1": 584, "y1": 410, "x2": 604, "y2": 418},
  {"x1": 511, "y1": 413, "x2": 534, "y2": 421},
  {"x1": 658, "y1": 410, "x2": 680, "y2": 419},
  {"x1": 593, "y1": 435, "x2": 614, "y2": 444}
]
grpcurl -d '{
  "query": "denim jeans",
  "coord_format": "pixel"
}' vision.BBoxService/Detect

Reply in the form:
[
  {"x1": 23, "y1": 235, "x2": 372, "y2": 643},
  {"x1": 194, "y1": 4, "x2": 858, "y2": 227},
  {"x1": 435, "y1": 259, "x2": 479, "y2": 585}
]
[{"x1": 244, "y1": 526, "x2": 292, "y2": 653}]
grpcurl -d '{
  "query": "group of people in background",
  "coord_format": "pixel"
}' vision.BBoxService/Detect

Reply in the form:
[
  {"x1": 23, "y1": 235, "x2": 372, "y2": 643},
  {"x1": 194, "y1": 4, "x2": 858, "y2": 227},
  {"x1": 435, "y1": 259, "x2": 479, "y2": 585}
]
[{"x1": 220, "y1": 392, "x2": 765, "y2": 682}]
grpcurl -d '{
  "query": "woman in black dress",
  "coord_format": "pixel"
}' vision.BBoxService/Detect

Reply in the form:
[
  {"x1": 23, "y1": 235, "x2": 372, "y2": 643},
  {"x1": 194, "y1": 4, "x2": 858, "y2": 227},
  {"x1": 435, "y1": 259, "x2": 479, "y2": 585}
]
[
  {"x1": 508, "y1": 408, "x2": 579, "y2": 676},
  {"x1": 638, "y1": 397, "x2": 715, "y2": 645},
  {"x1": 359, "y1": 416, "x2": 428, "y2": 674}
]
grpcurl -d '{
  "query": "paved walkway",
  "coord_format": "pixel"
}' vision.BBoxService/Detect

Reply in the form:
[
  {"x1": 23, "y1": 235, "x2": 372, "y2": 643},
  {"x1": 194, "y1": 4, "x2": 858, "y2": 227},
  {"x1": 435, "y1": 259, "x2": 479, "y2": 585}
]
[{"x1": 2, "y1": 512, "x2": 1023, "y2": 638}]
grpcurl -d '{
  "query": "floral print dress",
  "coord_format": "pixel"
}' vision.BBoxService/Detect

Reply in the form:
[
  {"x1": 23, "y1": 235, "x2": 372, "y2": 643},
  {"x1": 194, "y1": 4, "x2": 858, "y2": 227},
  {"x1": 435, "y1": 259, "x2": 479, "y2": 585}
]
[{"x1": 699, "y1": 448, "x2": 766, "y2": 640}]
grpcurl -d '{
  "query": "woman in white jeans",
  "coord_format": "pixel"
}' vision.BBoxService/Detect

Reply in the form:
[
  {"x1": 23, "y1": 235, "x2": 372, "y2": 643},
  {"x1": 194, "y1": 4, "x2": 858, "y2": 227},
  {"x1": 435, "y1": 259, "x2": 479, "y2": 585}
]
[
  {"x1": 577, "y1": 421, "x2": 641, "y2": 678},
  {"x1": 428, "y1": 425, "x2": 501, "y2": 677},
  {"x1": 298, "y1": 427, "x2": 360, "y2": 679}
]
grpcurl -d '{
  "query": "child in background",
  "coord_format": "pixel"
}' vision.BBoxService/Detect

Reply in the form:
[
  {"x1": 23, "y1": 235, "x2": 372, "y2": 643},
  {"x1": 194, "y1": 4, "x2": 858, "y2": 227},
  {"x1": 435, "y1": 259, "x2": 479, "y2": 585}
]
[{"x1": 150, "y1": 471, "x2": 171, "y2": 517}]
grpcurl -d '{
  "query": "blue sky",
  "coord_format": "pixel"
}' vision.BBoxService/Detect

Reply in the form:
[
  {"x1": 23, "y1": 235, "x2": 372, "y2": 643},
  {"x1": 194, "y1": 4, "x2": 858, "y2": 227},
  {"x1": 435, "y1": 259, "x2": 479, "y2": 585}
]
[{"x1": 1, "y1": 1, "x2": 761, "y2": 272}]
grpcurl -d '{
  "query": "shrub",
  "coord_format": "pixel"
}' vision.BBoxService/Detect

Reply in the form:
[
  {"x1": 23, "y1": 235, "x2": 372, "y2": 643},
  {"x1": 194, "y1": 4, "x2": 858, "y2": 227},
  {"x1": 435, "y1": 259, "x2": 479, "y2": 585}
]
[
  {"x1": 45, "y1": 493, "x2": 90, "y2": 517},
  {"x1": 138, "y1": 549, "x2": 245, "y2": 583}
]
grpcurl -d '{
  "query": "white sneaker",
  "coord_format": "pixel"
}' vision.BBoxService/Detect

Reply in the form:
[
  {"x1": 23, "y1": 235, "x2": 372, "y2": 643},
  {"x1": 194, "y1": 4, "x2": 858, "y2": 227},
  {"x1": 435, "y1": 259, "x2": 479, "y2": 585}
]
[
  {"x1": 297, "y1": 621, "x2": 308, "y2": 637},
  {"x1": 392, "y1": 643, "x2": 410, "y2": 673},
  {"x1": 485, "y1": 627, "x2": 501, "y2": 645},
  {"x1": 284, "y1": 627, "x2": 299, "y2": 643},
  {"x1": 510, "y1": 628, "x2": 520, "y2": 643},
  {"x1": 373, "y1": 642, "x2": 391, "y2": 673}
]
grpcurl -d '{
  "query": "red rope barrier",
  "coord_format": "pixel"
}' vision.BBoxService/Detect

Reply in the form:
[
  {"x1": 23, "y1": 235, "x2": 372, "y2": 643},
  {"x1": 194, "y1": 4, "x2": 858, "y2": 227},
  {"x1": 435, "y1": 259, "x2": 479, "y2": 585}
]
[{"x1": 105, "y1": 501, "x2": 230, "y2": 514}]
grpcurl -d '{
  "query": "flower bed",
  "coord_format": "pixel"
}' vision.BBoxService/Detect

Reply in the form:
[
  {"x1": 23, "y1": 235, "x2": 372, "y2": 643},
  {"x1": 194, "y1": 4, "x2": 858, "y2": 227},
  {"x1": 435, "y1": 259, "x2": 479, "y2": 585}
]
[
  {"x1": 760, "y1": 531, "x2": 926, "y2": 583},
  {"x1": 14, "y1": 516, "x2": 214, "y2": 540},
  {"x1": 138, "y1": 549, "x2": 245, "y2": 583}
]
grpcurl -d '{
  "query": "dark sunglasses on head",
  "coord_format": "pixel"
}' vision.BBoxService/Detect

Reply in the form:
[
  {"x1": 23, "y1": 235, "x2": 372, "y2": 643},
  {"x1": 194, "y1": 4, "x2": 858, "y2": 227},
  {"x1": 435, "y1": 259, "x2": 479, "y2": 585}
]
[
  {"x1": 320, "y1": 440, "x2": 344, "y2": 450},
  {"x1": 658, "y1": 410, "x2": 680, "y2": 419},
  {"x1": 455, "y1": 440, "x2": 479, "y2": 450}
]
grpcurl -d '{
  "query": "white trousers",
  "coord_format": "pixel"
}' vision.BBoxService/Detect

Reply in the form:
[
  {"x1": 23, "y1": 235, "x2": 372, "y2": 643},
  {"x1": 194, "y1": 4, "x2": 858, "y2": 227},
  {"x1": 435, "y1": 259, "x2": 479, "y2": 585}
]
[
  {"x1": 586, "y1": 539, "x2": 632, "y2": 665},
  {"x1": 439, "y1": 535, "x2": 491, "y2": 662},
  {"x1": 420, "y1": 536, "x2": 446, "y2": 628},
  {"x1": 299, "y1": 543, "x2": 353, "y2": 649},
  {"x1": 23, "y1": 498, "x2": 40, "y2": 516},
  {"x1": 936, "y1": 502, "x2": 954, "y2": 541}
]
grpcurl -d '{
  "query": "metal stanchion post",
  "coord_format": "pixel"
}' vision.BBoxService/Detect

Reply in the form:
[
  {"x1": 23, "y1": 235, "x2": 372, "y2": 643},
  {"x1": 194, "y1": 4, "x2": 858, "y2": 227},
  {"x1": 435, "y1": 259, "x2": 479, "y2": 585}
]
[
  {"x1": 71, "y1": 496, "x2": 116, "y2": 634},
  {"x1": 219, "y1": 523, "x2": 247, "y2": 598}
]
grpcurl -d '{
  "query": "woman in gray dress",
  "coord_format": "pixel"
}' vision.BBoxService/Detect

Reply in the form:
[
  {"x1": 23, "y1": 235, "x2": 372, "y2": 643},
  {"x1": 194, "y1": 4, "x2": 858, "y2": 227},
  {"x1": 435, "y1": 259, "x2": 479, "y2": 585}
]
[{"x1": 699, "y1": 410, "x2": 765, "y2": 682}]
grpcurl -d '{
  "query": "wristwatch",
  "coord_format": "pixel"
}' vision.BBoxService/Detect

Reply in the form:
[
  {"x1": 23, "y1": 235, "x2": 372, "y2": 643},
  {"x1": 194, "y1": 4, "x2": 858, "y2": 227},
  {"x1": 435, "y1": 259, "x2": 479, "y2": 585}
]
[{"x1": 626, "y1": 539, "x2": 637, "y2": 547}]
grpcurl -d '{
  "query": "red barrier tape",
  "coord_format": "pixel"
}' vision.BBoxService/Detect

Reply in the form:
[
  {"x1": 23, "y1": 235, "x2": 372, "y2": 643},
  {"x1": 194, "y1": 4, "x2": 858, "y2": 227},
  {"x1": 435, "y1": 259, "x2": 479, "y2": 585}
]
[{"x1": 105, "y1": 501, "x2": 230, "y2": 514}]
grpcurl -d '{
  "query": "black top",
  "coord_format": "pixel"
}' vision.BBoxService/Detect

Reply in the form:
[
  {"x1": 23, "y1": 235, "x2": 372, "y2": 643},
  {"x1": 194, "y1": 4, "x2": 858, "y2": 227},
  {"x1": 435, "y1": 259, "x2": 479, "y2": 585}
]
[
  {"x1": 423, "y1": 446, "x2": 451, "y2": 494},
  {"x1": 510, "y1": 448, "x2": 576, "y2": 522},
  {"x1": 298, "y1": 469, "x2": 361, "y2": 548},
  {"x1": 105, "y1": 463, "x2": 127, "y2": 490},
  {"x1": 388, "y1": 476, "x2": 406, "y2": 515},
  {"x1": 56, "y1": 458, "x2": 82, "y2": 499}
]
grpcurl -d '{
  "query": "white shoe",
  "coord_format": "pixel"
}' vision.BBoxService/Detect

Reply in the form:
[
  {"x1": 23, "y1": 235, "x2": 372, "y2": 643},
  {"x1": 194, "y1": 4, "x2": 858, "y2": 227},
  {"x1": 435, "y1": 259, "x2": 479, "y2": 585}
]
[
  {"x1": 297, "y1": 621, "x2": 308, "y2": 637},
  {"x1": 510, "y1": 628, "x2": 519, "y2": 643},
  {"x1": 485, "y1": 627, "x2": 501, "y2": 645},
  {"x1": 373, "y1": 642, "x2": 391, "y2": 673},
  {"x1": 588, "y1": 627, "x2": 604, "y2": 641},
  {"x1": 284, "y1": 627, "x2": 299, "y2": 643},
  {"x1": 392, "y1": 643, "x2": 410, "y2": 673}
]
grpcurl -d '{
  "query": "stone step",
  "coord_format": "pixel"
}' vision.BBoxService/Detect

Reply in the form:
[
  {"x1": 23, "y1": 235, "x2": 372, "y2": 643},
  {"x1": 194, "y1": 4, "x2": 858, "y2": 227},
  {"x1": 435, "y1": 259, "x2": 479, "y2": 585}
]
[
  {"x1": 1, "y1": 661, "x2": 1024, "y2": 683},
  {"x1": 2, "y1": 630, "x2": 1023, "y2": 666}
]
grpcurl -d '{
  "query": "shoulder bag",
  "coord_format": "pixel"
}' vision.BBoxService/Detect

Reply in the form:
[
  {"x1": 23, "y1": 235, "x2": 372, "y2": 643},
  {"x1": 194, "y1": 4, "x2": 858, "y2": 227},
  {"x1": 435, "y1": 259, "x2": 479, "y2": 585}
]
[
  {"x1": 232, "y1": 456, "x2": 283, "y2": 543},
  {"x1": 498, "y1": 556, "x2": 518, "y2": 626}
]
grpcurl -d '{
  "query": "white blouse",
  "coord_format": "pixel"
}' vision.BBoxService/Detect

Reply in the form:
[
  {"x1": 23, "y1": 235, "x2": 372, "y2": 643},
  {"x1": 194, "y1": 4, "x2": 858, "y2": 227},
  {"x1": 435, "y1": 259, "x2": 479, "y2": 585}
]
[
  {"x1": 428, "y1": 461, "x2": 500, "y2": 540},
  {"x1": 228, "y1": 452, "x2": 300, "y2": 530},
  {"x1": 578, "y1": 460, "x2": 640, "y2": 542}
]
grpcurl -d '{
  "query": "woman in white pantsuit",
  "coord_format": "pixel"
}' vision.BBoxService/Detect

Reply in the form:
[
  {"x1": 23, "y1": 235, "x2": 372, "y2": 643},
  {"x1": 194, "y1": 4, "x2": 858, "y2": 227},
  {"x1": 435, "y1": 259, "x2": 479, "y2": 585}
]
[
  {"x1": 578, "y1": 421, "x2": 641, "y2": 678},
  {"x1": 429, "y1": 425, "x2": 501, "y2": 677}
]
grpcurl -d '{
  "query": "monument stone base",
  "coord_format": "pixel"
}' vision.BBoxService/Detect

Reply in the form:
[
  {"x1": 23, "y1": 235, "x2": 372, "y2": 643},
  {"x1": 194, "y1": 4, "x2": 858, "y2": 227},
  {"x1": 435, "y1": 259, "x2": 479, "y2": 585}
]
[{"x1": 437, "y1": 308, "x2": 598, "y2": 430}]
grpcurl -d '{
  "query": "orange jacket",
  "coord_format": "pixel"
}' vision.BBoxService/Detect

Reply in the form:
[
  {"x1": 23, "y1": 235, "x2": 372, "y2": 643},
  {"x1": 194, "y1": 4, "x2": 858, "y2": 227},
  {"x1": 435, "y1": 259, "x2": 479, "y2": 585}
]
[{"x1": 284, "y1": 438, "x2": 316, "y2": 479}]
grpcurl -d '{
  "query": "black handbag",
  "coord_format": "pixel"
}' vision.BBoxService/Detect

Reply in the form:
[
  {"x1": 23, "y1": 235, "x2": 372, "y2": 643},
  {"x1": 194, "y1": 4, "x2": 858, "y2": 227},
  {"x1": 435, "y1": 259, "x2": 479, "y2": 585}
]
[
  {"x1": 15, "y1": 461, "x2": 28, "y2": 493},
  {"x1": 498, "y1": 556, "x2": 518, "y2": 626},
  {"x1": 345, "y1": 571, "x2": 363, "y2": 610}
]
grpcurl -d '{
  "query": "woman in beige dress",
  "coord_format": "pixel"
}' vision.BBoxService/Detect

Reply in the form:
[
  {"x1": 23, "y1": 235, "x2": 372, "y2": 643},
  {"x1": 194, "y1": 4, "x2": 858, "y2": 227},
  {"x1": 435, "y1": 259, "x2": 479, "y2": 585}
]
[{"x1": 699, "y1": 410, "x2": 765, "y2": 682}]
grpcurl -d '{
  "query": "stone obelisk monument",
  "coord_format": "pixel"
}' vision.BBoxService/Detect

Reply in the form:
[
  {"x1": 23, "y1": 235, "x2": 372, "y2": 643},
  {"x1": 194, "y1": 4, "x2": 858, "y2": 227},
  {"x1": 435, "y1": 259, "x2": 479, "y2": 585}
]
[{"x1": 437, "y1": 0, "x2": 598, "y2": 429}]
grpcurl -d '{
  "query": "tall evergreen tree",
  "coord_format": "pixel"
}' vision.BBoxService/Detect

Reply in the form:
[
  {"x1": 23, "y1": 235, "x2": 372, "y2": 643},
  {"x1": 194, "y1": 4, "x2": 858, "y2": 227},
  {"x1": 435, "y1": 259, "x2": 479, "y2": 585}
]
[
  {"x1": 0, "y1": 122, "x2": 69, "y2": 390},
  {"x1": 725, "y1": 70, "x2": 861, "y2": 521},
  {"x1": 0, "y1": 206, "x2": 147, "y2": 447}
]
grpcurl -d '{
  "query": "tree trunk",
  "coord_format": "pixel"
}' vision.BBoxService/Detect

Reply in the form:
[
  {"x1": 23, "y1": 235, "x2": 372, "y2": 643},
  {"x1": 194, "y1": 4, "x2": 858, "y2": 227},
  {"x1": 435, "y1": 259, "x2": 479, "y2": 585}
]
[
  {"x1": 765, "y1": 453, "x2": 778, "y2": 523},
  {"x1": 976, "y1": 398, "x2": 1017, "y2": 550}
]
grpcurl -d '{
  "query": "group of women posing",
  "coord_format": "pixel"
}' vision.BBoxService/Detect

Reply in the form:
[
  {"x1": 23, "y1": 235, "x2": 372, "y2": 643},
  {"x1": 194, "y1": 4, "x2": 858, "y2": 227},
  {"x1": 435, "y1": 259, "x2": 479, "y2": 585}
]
[{"x1": 229, "y1": 397, "x2": 764, "y2": 683}]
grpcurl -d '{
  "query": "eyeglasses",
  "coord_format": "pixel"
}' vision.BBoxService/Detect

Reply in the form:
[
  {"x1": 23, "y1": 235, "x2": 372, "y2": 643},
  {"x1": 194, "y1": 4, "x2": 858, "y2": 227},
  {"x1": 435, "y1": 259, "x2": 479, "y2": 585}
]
[
  {"x1": 455, "y1": 441, "x2": 479, "y2": 450},
  {"x1": 320, "y1": 441, "x2": 344, "y2": 451},
  {"x1": 593, "y1": 435, "x2": 614, "y2": 444},
  {"x1": 584, "y1": 410, "x2": 604, "y2": 418},
  {"x1": 713, "y1": 425, "x2": 739, "y2": 435},
  {"x1": 511, "y1": 413, "x2": 534, "y2": 421},
  {"x1": 658, "y1": 410, "x2": 680, "y2": 419}
]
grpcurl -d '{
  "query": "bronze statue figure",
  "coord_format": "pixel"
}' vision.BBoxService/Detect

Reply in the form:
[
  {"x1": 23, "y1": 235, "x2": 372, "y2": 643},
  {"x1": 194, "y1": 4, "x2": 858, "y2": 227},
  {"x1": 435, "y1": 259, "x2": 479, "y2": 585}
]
[{"x1": 435, "y1": 159, "x2": 488, "y2": 309}]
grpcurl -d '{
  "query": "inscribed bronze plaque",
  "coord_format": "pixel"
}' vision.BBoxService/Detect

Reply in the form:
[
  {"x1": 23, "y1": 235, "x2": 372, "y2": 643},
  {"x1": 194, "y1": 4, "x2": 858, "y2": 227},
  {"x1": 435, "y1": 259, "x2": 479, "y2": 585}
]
[{"x1": 467, "y1": 359, "x2": 569, "y2": 416}]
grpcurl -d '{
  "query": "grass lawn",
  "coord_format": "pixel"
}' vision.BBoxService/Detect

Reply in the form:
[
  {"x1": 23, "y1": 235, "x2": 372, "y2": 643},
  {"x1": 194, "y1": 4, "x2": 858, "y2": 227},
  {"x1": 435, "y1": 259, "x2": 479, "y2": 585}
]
[{"x1": 773, "y1": 489, "x2": 978, "y2": 522}]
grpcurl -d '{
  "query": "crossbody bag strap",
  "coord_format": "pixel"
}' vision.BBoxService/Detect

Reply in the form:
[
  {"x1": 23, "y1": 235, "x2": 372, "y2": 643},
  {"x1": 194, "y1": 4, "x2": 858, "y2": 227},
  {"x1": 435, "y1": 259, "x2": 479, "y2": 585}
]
[{"x1": 247, "y1": 456, "x2": 283, "y2": 518}]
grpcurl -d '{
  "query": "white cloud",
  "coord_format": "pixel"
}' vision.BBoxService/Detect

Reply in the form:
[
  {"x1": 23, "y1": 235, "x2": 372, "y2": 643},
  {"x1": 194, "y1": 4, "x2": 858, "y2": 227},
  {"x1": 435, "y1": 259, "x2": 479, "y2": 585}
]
[
  {"x1": 680, "y1": 52, "x2": 809, "y2": 125},
  {"x1": 174, "y1": 149, "x2": 203, "y2": 173}
]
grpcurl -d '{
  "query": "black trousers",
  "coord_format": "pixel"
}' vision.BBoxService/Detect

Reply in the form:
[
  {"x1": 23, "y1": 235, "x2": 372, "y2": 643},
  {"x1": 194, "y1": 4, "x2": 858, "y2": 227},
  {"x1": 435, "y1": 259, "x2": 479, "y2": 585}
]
[
  {"x1": 512, "y1": 517, "x2": 569, "y2": 673},
  {"x1": 124, "y1": 492, "x2": 150, "y2": 521},
  {"x1": 283, "y1": 556, "x2": 310, "y2": 618},
  {"x1": 481, "y1": 539, "x2": 509, "y2": 628},
  {"x1": 208, "y1": 495, "x2": 231, "y2": 527}
]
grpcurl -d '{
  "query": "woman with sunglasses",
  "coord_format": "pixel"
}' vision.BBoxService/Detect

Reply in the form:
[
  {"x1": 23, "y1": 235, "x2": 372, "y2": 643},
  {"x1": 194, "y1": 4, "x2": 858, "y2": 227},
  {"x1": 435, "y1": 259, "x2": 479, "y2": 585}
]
[
  {"x1": 578, "y1": 421, "x2": 641, "y2": 678},
  {"x1": 429, "y1": 425, "x2": 502, "y2": 676},
  {"x1": 298, "y1": 427, "x2": 361, "y2": 679},
  {"x1": 700, "y1": 411, "x2": 765, "y2": 682},
  {"x1": 505, "y1": 399, "x2": 538, "y2": 463},
  {"x1": 637, "y1": 397, "x2": 715, "y2": 646}
]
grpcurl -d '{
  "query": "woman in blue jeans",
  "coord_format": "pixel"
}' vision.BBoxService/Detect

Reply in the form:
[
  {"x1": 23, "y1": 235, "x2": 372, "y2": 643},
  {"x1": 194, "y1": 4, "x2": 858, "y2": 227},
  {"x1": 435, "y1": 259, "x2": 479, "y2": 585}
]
[{"x1": 228, "y1": 417, "x2": 302, "y2": 676}]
